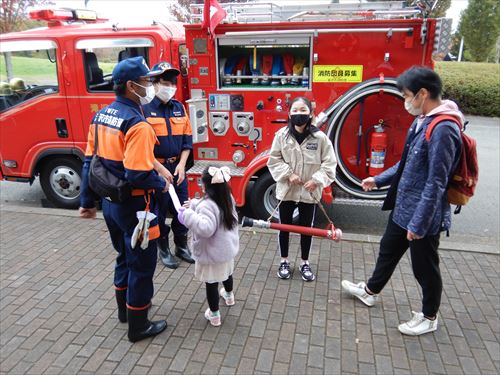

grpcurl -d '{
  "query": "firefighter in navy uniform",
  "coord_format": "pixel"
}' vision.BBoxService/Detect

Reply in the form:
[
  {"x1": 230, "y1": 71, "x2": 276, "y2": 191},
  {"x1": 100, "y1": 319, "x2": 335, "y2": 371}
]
[
  {"x1": 143, "y1": 61, "x2": 195, "y2": 268},
  {"x1": 79, "y1": 57, "x2": 170, "y2": 343}
]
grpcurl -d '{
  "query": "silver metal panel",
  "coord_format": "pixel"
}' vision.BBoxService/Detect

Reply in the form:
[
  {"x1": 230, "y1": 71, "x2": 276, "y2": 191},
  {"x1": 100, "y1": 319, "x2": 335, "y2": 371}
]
[
  {"x1": 217, "y1": 34, "x2": 311, "y2": 46},
  {"x1": 0, "y1": 40, "x2": 57, "y2": 53},
  {"x1": 187, "y1": 160, "x2": 245, "y2": 177},
  {"x1": 76, "y1": 38, "x2": 153, "y2": 49}
]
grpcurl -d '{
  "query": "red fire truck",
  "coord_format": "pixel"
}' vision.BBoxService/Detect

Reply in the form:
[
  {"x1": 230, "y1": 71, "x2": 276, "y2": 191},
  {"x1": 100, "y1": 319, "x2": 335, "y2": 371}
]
[{"x1": 0, "y1": 2, "x2": 452, "y2": 220}]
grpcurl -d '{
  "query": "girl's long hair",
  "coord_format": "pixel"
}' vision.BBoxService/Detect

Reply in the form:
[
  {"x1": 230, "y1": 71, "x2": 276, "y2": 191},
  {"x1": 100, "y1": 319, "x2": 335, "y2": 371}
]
[
  {"x1": 201, "y1": 167, "x2": 238, "y2": 230},
  {"x1": 286, "y1": 96, "x2": 320, "y2": 138}
]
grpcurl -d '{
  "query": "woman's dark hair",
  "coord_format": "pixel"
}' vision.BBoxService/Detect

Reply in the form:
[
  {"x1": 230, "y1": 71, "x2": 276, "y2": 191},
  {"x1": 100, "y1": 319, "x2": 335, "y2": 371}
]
[
  {"x1": 287, "y1": 96, "x2": 320, "y2": 137},
  {"x1": 396, "y1": 66, "x2": 442, "y2": 99},
  {"x1": 201, "y1": 167, "x2": 237, "y2": 230}
]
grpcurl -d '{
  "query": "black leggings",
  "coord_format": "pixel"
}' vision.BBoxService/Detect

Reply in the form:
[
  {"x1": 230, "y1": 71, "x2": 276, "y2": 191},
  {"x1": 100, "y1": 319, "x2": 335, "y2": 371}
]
[
  {"x1": 206, "y1": 275, "x2": 233, "y2": 312},
  {"x1": 278, "y1": 201, "x2": 316, "y2": 260}
]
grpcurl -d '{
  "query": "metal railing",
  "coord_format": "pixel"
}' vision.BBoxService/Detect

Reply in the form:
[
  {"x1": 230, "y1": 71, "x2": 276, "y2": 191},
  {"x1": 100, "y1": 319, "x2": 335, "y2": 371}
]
[{"x1": 189, "y1": 1, "x2": 422, "y2": 24}]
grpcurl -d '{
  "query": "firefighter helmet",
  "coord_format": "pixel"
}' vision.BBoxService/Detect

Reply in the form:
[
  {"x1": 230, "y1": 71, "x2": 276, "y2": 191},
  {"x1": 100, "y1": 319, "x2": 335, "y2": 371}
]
[
  {"x1": 9, "y1": 77, "x2": 27, "y2": 92},
  {"x1": 0, "y1": 81, "x2": 12, "y2": 95}
]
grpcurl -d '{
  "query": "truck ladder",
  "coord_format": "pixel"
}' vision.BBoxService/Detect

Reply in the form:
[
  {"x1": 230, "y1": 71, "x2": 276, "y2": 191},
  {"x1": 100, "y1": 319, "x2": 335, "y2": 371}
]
[{"x1": 189, "y1": 1, "x2": 423, "y2": 24}]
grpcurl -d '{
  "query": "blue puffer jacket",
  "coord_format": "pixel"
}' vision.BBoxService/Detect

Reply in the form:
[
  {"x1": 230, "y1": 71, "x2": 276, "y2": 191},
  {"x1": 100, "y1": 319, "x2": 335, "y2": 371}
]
[{"x1": 374, "y1": 115, "x2": 462, "y2": 237}]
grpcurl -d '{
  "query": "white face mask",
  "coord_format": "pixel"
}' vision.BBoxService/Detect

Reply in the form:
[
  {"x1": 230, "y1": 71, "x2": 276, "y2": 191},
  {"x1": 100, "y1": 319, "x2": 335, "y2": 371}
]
[
  {"x1": 404, "y1": 91, "x2": 424, "y2": 116},
  {"x1": 132, "y1": 82, "x2": 155, "y2": 105},
  {"x1": 156, "y1": 85, "x2": 177, "y2": 102}
]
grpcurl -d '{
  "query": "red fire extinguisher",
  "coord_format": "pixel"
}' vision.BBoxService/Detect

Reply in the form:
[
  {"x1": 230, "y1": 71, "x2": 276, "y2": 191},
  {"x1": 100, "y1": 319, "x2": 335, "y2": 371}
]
[{"x1": 368, "y1": 121, "x2": 388, "y2": 176}]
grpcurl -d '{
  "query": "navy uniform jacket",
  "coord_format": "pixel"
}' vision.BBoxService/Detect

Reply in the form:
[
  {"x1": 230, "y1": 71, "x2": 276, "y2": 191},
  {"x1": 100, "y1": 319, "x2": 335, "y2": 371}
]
[
  {"x1": 80, "y1": 96, "x2": 166, "y2": 209},
  {"x1": 143, "y1": 97, "x2": 193, "y2": 160}
]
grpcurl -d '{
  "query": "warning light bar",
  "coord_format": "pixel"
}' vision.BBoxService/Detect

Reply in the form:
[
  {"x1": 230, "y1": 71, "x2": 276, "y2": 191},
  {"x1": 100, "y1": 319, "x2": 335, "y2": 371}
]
[{"x1": 29, "y1": 8, "x2": 105, "y2": 23}]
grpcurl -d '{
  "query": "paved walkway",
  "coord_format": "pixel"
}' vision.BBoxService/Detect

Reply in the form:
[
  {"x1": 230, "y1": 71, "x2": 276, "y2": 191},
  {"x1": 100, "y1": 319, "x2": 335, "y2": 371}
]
[{"x1": 0, "y1": 207, "x2": 499, "y2": 374}]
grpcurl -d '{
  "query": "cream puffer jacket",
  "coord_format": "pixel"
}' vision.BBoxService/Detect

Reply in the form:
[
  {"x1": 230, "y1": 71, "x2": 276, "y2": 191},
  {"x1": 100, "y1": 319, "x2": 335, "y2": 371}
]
[{"x1": 267, "y1": 127, "x2": 337, "y2": 203}]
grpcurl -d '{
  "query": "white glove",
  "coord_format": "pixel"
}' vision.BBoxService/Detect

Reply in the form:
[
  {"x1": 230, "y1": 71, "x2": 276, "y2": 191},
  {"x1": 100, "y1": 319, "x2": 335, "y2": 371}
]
[{"x1": 131, "y1": 211, "x2": 157, "y2": 250}]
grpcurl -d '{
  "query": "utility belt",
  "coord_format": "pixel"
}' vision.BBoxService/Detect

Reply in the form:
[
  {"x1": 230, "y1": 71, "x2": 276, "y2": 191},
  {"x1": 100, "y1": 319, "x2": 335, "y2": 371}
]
[
  {"x1": 131, "y1": 188, "x2": 155, "y2": 197},
  {"x1": 157, "y1": 156, "x2": 178, "y2": 164}
]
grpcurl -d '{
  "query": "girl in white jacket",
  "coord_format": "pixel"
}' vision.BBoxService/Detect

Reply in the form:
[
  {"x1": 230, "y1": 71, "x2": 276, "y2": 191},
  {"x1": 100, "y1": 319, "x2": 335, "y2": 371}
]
[
  {"x1": 267, "y1": 97, "x2": 337, "y2": 282},
  {"x1": 178, "y1": 166, "x2": 239, "y2": 326}
]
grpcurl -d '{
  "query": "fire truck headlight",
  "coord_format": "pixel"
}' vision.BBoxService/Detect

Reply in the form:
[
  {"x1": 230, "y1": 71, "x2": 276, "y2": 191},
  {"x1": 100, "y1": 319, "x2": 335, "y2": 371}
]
[{"x1": 3, "y1": 160, "x2": 17, "y2": 168}]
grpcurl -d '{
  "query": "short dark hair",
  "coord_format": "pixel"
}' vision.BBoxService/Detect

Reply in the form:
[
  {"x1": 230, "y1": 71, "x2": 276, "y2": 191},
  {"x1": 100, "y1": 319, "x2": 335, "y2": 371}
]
[
  {"x1": 396, "y1": 66, "x2": 442, "y2": 99},
  {"x1": 113, "y1": 81, "x2": 127, "y2": 96},
  {"x1": 152, "y1": 72, "x2": 178, "y2": 85}
]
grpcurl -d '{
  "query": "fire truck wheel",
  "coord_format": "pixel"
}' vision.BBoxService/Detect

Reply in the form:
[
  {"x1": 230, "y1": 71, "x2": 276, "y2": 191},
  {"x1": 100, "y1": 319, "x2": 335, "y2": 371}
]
[
  {"x1": 40, "y1": 157, "x2": 82, "y2": 209},
  {"x1": 251, "y1": 171, "x2": 298, "y2": 223}
]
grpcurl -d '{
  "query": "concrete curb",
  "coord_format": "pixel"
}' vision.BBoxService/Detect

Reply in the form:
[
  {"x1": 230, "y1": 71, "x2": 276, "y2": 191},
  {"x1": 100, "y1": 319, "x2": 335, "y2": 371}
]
[{"x1": 1, "y1": 202, "x2": 498, "y2": 255}]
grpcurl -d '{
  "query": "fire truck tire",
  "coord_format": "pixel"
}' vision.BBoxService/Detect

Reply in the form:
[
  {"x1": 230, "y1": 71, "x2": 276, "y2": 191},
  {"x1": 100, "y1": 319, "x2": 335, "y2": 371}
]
[
  {"x1": 40, "y1": 157, "x2": 82, "y2": 209},
  {"x1": 250, "y1": 171, "x2": 298, "y2": 223}
]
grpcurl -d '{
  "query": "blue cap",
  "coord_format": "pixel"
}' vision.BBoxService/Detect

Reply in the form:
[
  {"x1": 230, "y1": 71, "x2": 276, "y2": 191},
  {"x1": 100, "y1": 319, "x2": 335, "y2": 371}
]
[
  {"x1": 150, "y1": 61, "x2": 181, "y2": 77},
  {"x1": 112, "y1": 56, "x2": 160, "y2": 84}
]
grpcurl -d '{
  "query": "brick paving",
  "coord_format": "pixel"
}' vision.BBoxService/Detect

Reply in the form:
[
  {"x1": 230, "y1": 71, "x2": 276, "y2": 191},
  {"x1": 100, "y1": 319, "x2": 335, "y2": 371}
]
[{"x1": 0, "y1": 209, "x2": 499, "y2": 374}]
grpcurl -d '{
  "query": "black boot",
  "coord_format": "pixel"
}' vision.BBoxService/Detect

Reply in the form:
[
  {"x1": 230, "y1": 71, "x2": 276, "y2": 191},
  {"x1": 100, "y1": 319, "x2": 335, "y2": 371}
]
[
  {"x1": 174, "y1": 235, "x2": 195, "y2": 264},
  {"x1": 115, "y1": 289, "x2": 127, "y2": 323},
  {"x1": 158, "y1": 237, "x2": 179, "y2": 269},
  {"x1": 127, "y1": 308, "x2": 167, "y2": 343}
]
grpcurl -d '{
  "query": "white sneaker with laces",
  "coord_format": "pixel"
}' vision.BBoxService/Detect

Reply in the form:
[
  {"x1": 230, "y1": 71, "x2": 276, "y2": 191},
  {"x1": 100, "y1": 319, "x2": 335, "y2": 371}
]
[
  {"x1": 341, "y1": 280, "x2": 379, "y2": 307},
  {"x1": 204, "y1": 308, "x2": 221, "y2": 326},
  {"x1": 398, "y1": 311, "x2": 438, "y2": 336},
  {"x1": 219, "y1": 288, "x2": 235, "y2": 306}
]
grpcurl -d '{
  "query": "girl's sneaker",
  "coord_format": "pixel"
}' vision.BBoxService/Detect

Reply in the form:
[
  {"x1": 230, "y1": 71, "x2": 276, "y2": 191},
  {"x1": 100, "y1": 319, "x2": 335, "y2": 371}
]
[
  {"x1": 219, "y1": 288, "x2": 235, "y2": 306},
  {"x1": 204, "y1": 308, "x2": 221, "y2": 326}
]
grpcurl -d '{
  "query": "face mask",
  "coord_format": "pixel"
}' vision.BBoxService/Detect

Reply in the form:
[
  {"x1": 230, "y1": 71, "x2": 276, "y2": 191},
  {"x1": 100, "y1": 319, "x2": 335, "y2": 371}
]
[
  {"x1": 290, "y1": 114, "x2": 311, "y2": 127},
  {"x1": 404, "y1": 92, "x2": 424, "y2": 116},
  {"x1": 132, "y1": 82, "x2": 155, "y2": 105},
  {"x1": 156, "y1": 85, "x2": 177, "y2": 102}
]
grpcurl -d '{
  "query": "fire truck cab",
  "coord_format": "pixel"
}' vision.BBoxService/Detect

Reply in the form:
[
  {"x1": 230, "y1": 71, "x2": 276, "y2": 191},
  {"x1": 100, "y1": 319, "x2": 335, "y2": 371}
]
[{"x1": 0, "y1": 8, "x2": 187, "y2": 208}]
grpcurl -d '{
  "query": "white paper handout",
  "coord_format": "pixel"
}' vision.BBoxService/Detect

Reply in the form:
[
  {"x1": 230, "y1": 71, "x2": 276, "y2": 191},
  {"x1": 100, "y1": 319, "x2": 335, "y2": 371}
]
[{"x1": 168, "y1": 184, "x2": 182, "y2": 213}]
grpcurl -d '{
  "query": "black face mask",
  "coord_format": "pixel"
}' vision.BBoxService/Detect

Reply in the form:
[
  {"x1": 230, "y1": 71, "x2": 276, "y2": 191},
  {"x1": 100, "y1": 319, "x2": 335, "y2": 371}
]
[{"x1": 290, "y1": 114, "x2": 311, "y2": 127}]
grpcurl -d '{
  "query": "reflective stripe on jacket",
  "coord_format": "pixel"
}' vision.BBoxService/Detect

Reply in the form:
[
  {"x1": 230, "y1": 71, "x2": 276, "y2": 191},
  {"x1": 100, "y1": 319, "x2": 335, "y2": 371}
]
[{"x1": 143, "y1": 97, "x2": 193, "y2": 159}]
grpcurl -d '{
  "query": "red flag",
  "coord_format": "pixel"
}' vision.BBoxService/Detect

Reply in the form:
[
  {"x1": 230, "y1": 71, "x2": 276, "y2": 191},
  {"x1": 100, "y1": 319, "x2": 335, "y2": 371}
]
[{"x1": 202, "y1": 0, "x2": 227, "y2": 38}]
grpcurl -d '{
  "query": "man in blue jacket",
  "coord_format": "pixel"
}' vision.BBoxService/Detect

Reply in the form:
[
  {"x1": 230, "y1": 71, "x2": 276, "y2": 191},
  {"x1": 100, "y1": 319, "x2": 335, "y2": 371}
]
[{"x1": 342, "y1": 66, "x2": 463, "y2": 336}]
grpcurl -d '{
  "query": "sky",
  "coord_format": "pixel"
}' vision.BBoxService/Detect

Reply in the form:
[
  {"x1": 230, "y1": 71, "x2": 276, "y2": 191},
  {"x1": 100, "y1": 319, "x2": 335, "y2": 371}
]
[{"x1": 51, "y1": 0, "x2": 469, "y2": 31}]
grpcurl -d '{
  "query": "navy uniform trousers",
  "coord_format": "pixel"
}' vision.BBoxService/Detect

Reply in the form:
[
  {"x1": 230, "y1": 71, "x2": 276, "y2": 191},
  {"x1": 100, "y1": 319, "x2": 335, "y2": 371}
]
[{"x1": 103, "y1": 194, "x2": 160, "y2": 309}]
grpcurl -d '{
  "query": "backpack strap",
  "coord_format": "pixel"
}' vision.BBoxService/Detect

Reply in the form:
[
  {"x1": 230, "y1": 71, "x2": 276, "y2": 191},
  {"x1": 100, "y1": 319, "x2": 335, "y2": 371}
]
[{"x1": 425, "y1": 115, "x2": 462, "y2": 142}]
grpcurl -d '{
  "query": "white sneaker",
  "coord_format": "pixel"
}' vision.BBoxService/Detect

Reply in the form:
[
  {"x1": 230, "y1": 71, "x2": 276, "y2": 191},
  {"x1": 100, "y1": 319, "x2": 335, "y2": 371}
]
[
  {"x1": 219, "y1": 288, "x2": 235, "y2": 306},
  {"x1": 341, "y1": 280, "x2": 379, "y2": 307},
  {"x1": 398, "y1": 311, "x2": 438, "y2": 336},
  {"x1": 204, "y1": 308, "x2": 221, "y2": 326}
]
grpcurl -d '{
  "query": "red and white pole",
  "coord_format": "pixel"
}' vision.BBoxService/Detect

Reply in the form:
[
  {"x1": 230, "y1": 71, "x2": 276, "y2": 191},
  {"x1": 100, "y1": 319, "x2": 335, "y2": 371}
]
[{"x1": 242, "y1": 217, "x2": 342, "y2": 242}]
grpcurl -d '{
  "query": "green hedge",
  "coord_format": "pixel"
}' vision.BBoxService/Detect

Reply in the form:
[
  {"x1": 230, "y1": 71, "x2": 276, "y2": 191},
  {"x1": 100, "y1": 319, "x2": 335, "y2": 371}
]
[{"x1": 435, "y1": 62, "x2": 500, "y2": 117}]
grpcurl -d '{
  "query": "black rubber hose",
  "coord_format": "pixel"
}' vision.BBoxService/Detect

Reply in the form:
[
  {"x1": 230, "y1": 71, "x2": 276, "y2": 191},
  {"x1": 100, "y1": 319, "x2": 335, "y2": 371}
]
[{"x1": 326, "y1": 81, "x2": 403, "y2": 199}]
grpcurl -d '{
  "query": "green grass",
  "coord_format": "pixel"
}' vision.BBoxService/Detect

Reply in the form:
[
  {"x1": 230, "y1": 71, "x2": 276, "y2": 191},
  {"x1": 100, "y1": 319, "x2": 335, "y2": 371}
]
[{"x1": 0, "y1": 55, "x2": 115, "y2": 84}]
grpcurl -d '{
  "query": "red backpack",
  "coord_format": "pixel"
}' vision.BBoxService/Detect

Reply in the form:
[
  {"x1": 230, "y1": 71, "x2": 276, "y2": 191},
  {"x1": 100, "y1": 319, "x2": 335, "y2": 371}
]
[{"x1": 425, "y1": 115, "x2": 479, "y2": 210}]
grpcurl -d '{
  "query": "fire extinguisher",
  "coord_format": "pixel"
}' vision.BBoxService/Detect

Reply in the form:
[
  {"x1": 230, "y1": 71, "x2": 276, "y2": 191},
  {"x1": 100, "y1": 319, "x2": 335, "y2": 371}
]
[{"x1": 368, "y1": 120, "x2": 388, "y2": 176}]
